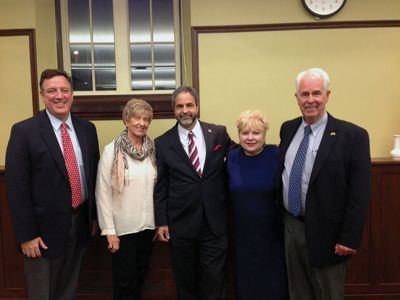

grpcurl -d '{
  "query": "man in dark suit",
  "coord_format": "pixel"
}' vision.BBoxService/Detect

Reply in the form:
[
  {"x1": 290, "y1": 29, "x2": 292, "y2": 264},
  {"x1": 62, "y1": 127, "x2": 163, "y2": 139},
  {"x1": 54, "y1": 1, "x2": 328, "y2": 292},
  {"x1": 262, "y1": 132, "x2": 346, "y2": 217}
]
[
  {"x1": 277, "y1": 68, "x2": 371, "y2": 300},
  {"x1": 155, "y1": 86, "x2": 234, "y2": 300},
  {"x1": 5, "y1": 69, "x2": 100, "y2": 300}
]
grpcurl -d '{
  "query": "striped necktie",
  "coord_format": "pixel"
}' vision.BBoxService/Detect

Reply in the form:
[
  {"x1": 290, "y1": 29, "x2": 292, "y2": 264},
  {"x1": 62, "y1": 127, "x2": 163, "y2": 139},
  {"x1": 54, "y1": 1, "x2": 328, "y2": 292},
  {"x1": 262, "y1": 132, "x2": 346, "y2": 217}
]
[{"x1": 188, "y1": 131, "x2": 202, "y2": 176}]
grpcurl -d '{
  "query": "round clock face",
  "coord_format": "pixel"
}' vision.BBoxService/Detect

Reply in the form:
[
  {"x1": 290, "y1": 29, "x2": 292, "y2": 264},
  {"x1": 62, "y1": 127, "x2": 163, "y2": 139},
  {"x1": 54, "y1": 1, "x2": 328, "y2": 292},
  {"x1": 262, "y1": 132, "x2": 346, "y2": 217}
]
[{"x1": 302, "y1": 0, "x2": 346, "y2": 18}]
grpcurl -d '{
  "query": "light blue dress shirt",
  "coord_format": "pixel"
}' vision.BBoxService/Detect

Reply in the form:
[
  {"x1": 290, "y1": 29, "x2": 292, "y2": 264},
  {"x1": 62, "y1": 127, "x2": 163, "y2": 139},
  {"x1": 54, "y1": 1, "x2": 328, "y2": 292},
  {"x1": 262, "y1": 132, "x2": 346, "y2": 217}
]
[
  {"x1": 282, "y1": 112, "x2": 328, "y2": 215},
  {"x1": 46, "y1": 110, "x2": 87, "y2": 202}
]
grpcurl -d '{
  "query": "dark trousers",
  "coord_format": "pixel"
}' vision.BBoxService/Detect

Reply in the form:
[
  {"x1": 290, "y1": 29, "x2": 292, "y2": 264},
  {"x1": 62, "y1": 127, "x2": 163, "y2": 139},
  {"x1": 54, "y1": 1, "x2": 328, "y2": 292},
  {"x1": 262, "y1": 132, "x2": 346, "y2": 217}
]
[
  {"x1": 23, "y1": 208, "x2": 87, "y2": 300},
  {"x1": 111, "y1": 229, "x2": 155, "y2": 300},
  {"x1": 283, "y1": 211, "x2": 347, "y2": 300},
  {"x1": 170, "y1": 217, "x2": 228, "y2": 300}
]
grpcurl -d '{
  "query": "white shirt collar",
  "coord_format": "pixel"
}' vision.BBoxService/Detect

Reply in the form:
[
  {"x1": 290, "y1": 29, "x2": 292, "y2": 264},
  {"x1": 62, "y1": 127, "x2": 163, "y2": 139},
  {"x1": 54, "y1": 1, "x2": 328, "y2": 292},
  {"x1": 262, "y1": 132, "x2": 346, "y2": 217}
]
[{"x1": 177, "y1": 119, "x2": 202, "y2": 138}]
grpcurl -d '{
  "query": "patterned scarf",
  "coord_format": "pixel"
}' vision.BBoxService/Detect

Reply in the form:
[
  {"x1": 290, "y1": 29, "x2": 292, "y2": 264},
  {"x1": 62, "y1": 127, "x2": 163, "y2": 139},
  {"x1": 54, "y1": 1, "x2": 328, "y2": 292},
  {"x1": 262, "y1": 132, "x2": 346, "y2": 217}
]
[{"x1": 111, "y1": 128, "x2": 156, "y2": 194}]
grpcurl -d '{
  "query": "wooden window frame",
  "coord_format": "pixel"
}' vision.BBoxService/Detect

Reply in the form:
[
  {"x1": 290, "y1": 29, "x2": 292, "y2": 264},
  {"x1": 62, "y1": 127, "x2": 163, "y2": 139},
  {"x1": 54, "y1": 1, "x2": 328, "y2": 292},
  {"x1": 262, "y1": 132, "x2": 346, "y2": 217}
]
[{"x1": 55, "y1": 0, "x2": 178, "y2": 120}]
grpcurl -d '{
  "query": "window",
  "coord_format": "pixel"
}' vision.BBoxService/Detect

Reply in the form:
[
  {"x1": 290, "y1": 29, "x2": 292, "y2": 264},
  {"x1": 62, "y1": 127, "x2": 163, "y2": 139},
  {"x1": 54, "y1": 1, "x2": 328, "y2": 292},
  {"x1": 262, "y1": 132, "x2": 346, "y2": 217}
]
[{"x1": 56, "y1": 0, "x2": 181, "y2": 119}]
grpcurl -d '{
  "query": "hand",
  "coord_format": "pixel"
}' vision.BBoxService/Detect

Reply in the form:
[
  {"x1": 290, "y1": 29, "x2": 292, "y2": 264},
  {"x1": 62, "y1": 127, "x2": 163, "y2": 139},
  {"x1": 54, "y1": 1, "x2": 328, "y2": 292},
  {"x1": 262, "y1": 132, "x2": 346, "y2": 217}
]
[
  {"x1": 335, "y1": 243, "x2": 357, "y2": 256},
  {"x1": 91, "y1": 220, "x2": 98, "y2": 237},
  {"x1": 152, "y1": 230, "x2": 159, "y2": 242},
  {"x1": 107, "y1": 235, "x2": 120, "y2": 253},
  {"x1": 21, "y1": 237, "x2": 48, "y2": 258},
  {"x1": 156, "y1": 226, "x2": 170, "y2": 242}
]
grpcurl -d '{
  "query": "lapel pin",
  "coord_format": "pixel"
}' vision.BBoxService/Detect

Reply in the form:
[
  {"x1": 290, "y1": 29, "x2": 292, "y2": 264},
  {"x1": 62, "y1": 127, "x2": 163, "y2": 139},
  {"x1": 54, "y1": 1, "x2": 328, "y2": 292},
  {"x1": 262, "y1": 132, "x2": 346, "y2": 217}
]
[
  {"x1": 208, "y1": 129, "x2": 212, "y2": 133},
  {"x1": 330, "y1": 132, "x2": 336, "y2": 136}
]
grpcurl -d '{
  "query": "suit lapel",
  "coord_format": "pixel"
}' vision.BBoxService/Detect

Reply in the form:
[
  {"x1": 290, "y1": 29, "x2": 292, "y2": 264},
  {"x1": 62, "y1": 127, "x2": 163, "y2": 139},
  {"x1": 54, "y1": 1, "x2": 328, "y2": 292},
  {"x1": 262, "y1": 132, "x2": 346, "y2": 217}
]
[
  {"x1": 73, "y1": 117, "x2": 89, "y2": 184},
  {"x1": 309, "y1": 114, "x2": 339, "y2": 184},
  {"x1": 200, "y1": 121, "x2": 215, "y2": 176},
  {"x1": 38, "y1": 111, "x2": 69, "y2": 181},
  {"x1": 281, "y1": 118, "x2": 302, "y2": 161}
]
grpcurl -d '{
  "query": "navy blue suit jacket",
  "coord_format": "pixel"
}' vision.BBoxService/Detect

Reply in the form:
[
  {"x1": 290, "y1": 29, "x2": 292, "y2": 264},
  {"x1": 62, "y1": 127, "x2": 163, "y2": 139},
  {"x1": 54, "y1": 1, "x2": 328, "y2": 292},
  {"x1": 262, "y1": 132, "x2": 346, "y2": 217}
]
[
  {"x1": 277, "y1": 113, "x2": 371, "y2": 267},
  {"x1": 5, "y1": 110, "x2": 99, "y2": 258}
]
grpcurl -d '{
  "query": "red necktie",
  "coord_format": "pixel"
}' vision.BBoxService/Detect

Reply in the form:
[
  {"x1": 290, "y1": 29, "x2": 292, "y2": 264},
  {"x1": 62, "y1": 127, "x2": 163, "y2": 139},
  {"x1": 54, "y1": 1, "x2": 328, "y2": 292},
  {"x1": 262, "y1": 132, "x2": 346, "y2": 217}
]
[
  {"x1": 61, "y1": 122, "x2": 82, "y2": 208},
  {"x1": 188, "y1": 132, "x2": 202, "y2": 176}
]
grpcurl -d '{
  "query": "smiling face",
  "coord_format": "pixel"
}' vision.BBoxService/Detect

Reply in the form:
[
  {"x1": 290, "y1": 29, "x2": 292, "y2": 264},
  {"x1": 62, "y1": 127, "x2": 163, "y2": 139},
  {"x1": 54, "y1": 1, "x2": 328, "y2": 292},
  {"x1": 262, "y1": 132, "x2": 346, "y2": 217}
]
[
  {"x1": 125, "y1": 112, "x2": 151, "y2": 141},
  {"x1": 296, "y1": 74, "x2": 330, "y2": 124},
  {"x1": 174, "y1": 92, "x2": 199, "y2": 130},
  {"x1": 41, "y1": 75, "x2": 73, "y2": 121},
  {"x1": 239, "y1": 126, "x2": 266, "y2": 156}
]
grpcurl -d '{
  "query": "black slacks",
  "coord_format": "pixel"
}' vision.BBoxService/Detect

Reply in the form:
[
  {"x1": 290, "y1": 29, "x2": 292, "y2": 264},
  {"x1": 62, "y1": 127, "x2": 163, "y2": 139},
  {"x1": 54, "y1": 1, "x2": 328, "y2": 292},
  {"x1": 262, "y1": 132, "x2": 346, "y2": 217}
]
[
  {"x1": 111, "y1": 229, "x2": 155, "y2": 300},
  {"x1": 169, "y1": 217, "x2": 228, "y2": 300}
]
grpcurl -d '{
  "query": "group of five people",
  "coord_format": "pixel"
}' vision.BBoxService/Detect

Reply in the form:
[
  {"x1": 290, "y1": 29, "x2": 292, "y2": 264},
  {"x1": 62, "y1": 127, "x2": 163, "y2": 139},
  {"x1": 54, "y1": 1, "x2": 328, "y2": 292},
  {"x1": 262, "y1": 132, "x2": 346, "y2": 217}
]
[{"x1": 5, "y1": 67, "x2": 371, "y2": 300}]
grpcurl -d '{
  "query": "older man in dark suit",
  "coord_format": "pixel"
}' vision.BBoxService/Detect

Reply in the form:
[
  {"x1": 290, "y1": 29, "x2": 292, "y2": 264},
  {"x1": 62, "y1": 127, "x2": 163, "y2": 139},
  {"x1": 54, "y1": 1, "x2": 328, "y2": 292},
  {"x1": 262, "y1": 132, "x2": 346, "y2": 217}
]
[
  {"x1": 5, "y1": 69, "x2": 99, "y2": 300},
  {"x1": 277, "y1": 67, "x2": 371, "y2": 300},
  {"x1": 155, "y1": 86, "x2": 234, "y2": 300}
]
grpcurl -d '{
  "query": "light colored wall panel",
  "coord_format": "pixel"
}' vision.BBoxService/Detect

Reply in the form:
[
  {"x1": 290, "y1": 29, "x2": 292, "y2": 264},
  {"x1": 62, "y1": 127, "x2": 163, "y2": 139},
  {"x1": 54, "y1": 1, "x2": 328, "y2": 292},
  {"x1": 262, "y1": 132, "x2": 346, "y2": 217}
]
[
  {"x1": 197, "y1": 27, "x2": 400, "y2": 157},
  {"x1": 0, "y1": 36, "x2": 33, "y2": 166}
]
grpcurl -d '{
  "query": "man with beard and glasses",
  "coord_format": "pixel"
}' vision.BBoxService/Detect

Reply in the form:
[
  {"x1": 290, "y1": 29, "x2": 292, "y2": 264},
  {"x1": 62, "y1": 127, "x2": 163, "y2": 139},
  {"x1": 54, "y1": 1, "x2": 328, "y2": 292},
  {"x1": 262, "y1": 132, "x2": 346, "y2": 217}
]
[
  {"x1": 154, "y1": 86, "x2": 235, "y2": 300},
  {"x1": 5, "y1": 69, "x2": 99, "y2": 300}
]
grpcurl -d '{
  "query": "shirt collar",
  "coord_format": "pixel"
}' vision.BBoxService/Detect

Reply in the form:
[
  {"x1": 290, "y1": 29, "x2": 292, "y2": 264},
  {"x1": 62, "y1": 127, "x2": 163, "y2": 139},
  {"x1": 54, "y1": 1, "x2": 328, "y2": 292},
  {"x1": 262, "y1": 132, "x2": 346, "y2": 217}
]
[
  {"x1": 178, "y1": 119, "x2": 202, "y2": 138},
  {"x1": 301, "y1": 112, "x2": 328, "y2": 136},
  {"x1": 46, "y1": 109, "x2": 72, "y2": 131}
]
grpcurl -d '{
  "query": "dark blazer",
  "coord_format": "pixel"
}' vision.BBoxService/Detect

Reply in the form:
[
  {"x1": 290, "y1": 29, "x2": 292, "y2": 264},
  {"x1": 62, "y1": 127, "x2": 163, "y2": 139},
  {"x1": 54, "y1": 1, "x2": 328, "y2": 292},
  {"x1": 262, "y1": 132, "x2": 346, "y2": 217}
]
[
  {"x1": 154, "y1": 121, "x2": 234, "y2": 238},
  {"x1": 5, "y1": 110, "x2": 99, "y2": 258},
  {"x1": 277, "y1": 113, "x2": 371, "y2": 267}
]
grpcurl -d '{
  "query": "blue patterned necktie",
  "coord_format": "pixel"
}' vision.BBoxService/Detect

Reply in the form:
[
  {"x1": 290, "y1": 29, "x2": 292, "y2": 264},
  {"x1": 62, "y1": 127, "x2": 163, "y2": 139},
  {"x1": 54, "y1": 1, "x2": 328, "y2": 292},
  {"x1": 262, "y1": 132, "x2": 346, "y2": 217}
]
[{"x1": 288, "y1": 125, "x2": 312, "y2": 216}]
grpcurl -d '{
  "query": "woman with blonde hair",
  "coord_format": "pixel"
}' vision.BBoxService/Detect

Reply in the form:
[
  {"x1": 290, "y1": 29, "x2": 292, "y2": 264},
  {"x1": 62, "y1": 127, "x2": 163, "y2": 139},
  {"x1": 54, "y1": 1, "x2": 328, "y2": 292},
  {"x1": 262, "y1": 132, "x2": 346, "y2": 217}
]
[
  {"x1": 96, "y1": 99, "x2": 157, "y2": 300},
  {"x1": 227, "y1": 110, "x2": 288, "y2": 300}
]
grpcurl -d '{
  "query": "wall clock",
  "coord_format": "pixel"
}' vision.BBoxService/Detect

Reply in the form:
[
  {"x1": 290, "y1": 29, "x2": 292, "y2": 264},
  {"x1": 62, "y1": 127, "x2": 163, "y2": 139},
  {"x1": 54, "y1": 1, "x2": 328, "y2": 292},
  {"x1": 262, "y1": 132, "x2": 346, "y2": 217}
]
[{"x1": 302, "y1": 0, "x2": 346, "y2": 18}]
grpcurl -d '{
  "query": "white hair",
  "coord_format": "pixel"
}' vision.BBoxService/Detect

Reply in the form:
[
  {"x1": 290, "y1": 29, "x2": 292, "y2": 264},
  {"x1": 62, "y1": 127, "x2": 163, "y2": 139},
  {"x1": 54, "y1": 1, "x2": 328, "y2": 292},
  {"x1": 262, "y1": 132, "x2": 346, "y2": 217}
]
[{"x1": 295, "y1": 67, "x2": 330, "y2": 93}]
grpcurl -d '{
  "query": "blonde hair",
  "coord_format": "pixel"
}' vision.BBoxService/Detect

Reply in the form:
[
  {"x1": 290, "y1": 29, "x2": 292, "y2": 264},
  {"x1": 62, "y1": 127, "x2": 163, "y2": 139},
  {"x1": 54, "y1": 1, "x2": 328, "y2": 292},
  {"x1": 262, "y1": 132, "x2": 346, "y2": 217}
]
[
  {"x1": 122, "y1": 98, "x2": 153, "y2": 123},
  {"x1": 235, "y1": 109, "x2": 269, "y2": 135}
]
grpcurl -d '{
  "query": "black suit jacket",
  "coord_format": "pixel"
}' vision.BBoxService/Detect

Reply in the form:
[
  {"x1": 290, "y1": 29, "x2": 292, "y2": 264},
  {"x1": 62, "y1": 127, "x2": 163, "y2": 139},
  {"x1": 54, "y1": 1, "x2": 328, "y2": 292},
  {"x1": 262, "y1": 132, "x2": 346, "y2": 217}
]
[
  {"x1": 5, "y1": 110, "x2": 99, "y2": 258},
  {"x1": 154, "y1": 121, "x2": 234, "y2": 238},
  {"x1": 277, "y1": 113, "x2": 371, "y2": 267}
]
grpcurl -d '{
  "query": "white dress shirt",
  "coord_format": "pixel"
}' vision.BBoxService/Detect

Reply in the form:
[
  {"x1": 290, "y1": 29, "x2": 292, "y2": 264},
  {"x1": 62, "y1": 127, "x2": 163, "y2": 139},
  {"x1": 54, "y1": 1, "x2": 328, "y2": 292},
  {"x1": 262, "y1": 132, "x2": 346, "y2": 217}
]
[{"x1": 177, "y1": 119, "x2": 206, "y2": 171}]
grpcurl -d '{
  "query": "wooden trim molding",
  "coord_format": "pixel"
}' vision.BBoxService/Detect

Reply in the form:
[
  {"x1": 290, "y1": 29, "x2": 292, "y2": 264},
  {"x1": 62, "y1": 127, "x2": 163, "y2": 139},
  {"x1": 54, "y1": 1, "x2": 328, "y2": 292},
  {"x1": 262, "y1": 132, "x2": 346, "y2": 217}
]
[
  {"x1": 191, "y1": 20, "x2": 400, "y2": 96},
  {"x1": 70, "y1": 94, "x2": 174, "y2": 120},
  {"x1": 0, "y1": 29, "x2": 39, "y2": 116}
]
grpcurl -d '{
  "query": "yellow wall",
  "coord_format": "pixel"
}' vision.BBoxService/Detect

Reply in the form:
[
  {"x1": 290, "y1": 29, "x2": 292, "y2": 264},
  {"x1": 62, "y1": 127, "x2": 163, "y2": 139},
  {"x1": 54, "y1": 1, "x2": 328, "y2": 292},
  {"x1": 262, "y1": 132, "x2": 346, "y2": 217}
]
[
  {"x1": 197, "y1": 28, "x2": 400, "y2": 157},
  {"x1": 190, "y1": 0, "x2": 400, "y2": 157},
  {"x1": 1, "y1": 0, "x2": 400, "y2": 165}
]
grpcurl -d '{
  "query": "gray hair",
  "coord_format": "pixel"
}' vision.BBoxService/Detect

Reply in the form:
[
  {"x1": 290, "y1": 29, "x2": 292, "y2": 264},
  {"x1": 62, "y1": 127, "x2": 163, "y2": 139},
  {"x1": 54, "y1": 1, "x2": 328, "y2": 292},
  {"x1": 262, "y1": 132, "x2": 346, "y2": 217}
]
[
  {"x1": 122, "y1": 98, "x2": 153, "y2": 123},
  {"x1": 295, "y1": 67, "x2": 330, "y2": 93},
  {"x1": 171, "y1": 86, "x2": 199, "y2": 108}
]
